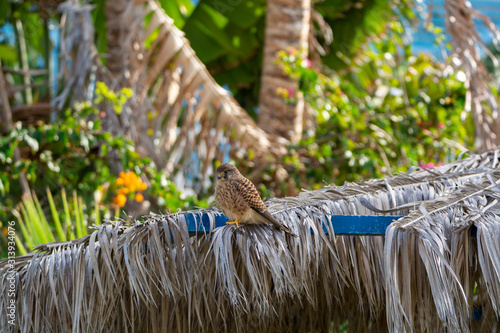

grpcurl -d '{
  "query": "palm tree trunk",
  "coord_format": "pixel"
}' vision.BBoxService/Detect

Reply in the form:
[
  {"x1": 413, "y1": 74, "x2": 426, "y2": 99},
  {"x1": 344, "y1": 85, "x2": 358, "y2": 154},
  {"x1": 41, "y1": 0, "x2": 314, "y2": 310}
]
[
  {"x1": 105, "y1": 0, "x2": 156, "y2": 163},
  {"x1": 258, "y1": 0, "x2": 311, "y2": 143},
  {"x1": 105, "y1": 0, "x2": 147, "y2": 87}
]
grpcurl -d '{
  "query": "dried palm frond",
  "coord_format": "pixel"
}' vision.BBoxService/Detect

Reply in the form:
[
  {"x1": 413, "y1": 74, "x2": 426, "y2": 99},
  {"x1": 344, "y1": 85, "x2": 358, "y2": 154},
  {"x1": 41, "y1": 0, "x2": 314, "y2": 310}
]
[
  {"x1": 54, "y1": 0, "x2": 286, "y2": 195},
  {"x1": 3, "y1": 150, "x2": 500, "y2": 332},
  {"x1": 386, "y1": 173, "x2": 500, "y2": 332},
  {"x1": 444, "y1": 0, "x2": 500, "y2": 151},
  {"x1": 54, "y1": 1, "x2": 99, "y2": 109},
  {"x1": 269, "y1": 147, "x2": 500, "y2": 213},
  {"x1": 134, "y1": 0, "x2": 287, "y2": 175}
]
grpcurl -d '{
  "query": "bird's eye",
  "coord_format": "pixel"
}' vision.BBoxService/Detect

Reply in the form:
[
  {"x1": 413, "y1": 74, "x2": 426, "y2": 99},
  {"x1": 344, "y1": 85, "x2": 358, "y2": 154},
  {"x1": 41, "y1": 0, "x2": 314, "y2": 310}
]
[{"x1": 224, "y1": 171, "x2": 228, "y2": 175}]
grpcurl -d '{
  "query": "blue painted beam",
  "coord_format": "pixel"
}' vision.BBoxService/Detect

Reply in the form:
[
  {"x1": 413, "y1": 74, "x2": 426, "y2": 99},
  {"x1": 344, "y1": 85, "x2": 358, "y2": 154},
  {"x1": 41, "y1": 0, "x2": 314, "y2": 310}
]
[
  {"x1": 184, "y1": 212, "x2": 403, "y2": 236},
  {"x1": 323, "y1": 215, "x2": 403, "y2": 235}
]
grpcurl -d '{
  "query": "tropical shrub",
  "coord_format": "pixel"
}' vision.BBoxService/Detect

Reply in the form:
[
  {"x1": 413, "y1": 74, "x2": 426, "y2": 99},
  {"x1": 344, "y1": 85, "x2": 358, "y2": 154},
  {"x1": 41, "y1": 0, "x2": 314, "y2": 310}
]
[
  {"x1": 0, "y1": 83, "x2": 207, "y2": 257},
  {"x1": 272, "y1": 26, "x2": 475, "y2": 190}
]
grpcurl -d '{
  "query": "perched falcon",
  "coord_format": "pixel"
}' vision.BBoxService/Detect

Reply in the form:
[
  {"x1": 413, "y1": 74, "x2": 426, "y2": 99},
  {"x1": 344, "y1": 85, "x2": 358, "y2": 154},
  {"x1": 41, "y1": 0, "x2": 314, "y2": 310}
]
[{"x1": 215, "y1": 163, "x2": 298, "y2": 237}]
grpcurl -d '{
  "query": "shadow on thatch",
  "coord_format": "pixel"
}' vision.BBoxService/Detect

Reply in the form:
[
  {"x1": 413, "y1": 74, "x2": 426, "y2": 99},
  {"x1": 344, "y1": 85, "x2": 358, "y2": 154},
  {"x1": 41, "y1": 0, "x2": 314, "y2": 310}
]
[{"x1": 2, "y1": 149, "x2": 500, "y2": 332}]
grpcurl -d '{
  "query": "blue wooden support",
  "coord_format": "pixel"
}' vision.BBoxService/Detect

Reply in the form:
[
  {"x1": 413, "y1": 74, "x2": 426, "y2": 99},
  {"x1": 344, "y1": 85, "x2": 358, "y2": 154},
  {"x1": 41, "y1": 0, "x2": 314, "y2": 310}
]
[
  {"x1": 184, "y1": 212, "x2": 404, "y2": 236},
  {"x1": 322, "y1": 215, "x2": 403, "y2": 235},
  {"x1": 184, "y1": 212, "x2": 480, "y2": 236}
]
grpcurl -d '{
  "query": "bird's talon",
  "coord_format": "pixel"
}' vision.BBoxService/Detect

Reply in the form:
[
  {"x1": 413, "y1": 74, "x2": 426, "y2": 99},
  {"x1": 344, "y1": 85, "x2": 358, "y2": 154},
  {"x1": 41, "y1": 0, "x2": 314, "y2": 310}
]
[{"x1": 226, "y1": 219, "x2": 240, "y2": 228}]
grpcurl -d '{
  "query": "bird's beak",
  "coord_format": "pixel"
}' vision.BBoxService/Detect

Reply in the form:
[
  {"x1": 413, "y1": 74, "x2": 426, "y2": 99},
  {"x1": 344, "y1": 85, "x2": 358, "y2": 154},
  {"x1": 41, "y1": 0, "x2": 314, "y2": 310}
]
[{"x1": 217, "y1": 173, "x2": 222, "y2": 180}]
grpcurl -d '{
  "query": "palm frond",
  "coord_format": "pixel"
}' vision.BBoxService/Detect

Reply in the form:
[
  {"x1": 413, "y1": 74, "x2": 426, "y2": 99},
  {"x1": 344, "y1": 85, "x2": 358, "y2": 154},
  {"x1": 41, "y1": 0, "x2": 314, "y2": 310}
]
[
  {"x1": 444, "y1": 0, "x2": 500, "y2": 151},
  {"x1": 3, "y1": 150, "x2": 500, "y2": 332},
  {"x1": 386, "y1": 172, "x2": 500, "y2": 332},
  {"x1": 54, "y1": 0, "x2": 285, "y2": 194},
  {"x1": 54, "y1": 1, "x2": 99, "y2": 109}
]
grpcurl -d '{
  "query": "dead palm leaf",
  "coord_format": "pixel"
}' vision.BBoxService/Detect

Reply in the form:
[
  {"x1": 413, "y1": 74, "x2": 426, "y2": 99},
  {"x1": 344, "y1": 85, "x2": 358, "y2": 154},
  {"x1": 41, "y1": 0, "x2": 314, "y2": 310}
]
[
  {"x1": 54, "y1": 0, "x2": 286, "y2": 196},
  {"x1": 3, "y1": 149, "x2": 500, "y2": 332},
  {"x1": 444, "y1": 0, "x2": 500, "y2": 151}
]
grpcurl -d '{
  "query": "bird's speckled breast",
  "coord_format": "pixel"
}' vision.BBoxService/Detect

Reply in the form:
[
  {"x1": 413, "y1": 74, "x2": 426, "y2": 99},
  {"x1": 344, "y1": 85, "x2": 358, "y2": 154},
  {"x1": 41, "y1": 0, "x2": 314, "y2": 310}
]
[{"x1": 215, "y1": 179, "x2": 252, "y2": 220}]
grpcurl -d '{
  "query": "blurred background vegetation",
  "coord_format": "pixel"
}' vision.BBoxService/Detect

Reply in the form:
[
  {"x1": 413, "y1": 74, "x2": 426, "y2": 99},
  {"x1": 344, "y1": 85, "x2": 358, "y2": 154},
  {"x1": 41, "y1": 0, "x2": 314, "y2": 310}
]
[{"x1": 0, "y1": 0, "x2": 498, "y2": 256}]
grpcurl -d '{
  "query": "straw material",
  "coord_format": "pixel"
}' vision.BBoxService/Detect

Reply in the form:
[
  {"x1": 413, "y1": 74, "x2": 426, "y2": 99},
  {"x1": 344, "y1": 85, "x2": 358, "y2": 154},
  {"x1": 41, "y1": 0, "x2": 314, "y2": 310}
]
[{"x1": 2, "y1": 148, "x2": 500, "y2": 332}]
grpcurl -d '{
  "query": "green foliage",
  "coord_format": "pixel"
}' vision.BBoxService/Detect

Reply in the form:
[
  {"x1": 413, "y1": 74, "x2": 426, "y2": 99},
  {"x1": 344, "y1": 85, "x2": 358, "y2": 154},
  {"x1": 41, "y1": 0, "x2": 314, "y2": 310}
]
[
  {"x1": 0, "y1": 99, "x2": 135, "y2": 213},
  {"x1": 9, "y1": 189, "x2": 94, "y2": 255},
  {"x1": 0, "y1": 2, "x2": 44, "y2": 60},
  {"x1": 316, "y1": 0, "x2": 414, "y2": 71},
  {"x1": 166, "y1": 0, "x2": 266, "y2": 118},
  {"x1": 92, "y1": 0, "x2": 108, "y2": 58},
  {"x1": 274, "y1": 26, "x2": 474, "y2": 189},
  {"x1": 0, "y1": 44, "x2": 17, "y2": 62},
  {"x1": 0, "y1": 1, "x2": 55, "y2": 105},
  {"x1": 158, "y1": 0, "x2": 196, "y2": 29},
  {"x1": 0, "y1": 83, "x2": 207, "y2": 257},
  {"x1": 94, "y1": 81, "x2": 133, "y2": 114},
  {"x1": 160, "y1": 0, "x2": 410, "y2": 118},
  {"x1": 0, "y1": 187, "x2": 107, "y2": 257}
]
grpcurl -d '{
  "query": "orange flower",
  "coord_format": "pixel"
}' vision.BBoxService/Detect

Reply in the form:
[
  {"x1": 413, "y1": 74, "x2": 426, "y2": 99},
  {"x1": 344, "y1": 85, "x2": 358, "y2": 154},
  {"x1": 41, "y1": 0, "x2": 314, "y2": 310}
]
[
  {"x1": 135, "y1": 193, "x2": 144, "y2": 202},
  {"x1": 118, "y1": 187, "x2": 130, "y2": 194},
  {"x1": 128, "y1": 183, "x2": 137, "y2": 192},
  {"x1": 113, "y1": 193, "x2": 127, "y2": 207},
  {"x1": 115, "y1": 171, "x2": 147, "y2": 203}
]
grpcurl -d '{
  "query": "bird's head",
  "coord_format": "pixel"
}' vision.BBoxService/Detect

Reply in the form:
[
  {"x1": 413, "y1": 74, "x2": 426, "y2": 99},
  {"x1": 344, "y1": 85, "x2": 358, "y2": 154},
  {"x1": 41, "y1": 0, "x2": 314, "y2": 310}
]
[{"x1": 216, "y1": 163, "x2": 239, "y2": 181}]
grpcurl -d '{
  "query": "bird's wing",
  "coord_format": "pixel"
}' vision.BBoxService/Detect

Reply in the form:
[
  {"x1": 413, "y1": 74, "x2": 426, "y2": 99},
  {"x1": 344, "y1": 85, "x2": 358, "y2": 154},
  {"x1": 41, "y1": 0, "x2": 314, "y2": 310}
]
[
  {"x1": 235, "y1": 176, "x2": 297, "y2": 237},
  {"x1": 234, "y1": 176, "x2": 267, "y2": 212}
]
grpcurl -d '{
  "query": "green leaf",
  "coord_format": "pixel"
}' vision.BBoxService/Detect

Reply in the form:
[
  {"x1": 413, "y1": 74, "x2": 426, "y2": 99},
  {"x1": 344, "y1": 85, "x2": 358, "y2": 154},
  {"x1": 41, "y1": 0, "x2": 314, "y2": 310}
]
[
  {"x1": 46, "y1": 188, "x2": 67, "y2": 242},
  {"x1": 0, "y1": 44, "x2": 17, "y2": 62},
  {"x1": 61, "y1": 188, "x2": 75, "y2": 240},
  {"x1": 159, "y1": 0, "x2": 195, "y2": 29},
  {"x1": 206, "y1": 0, "x2": 265, "y2": 28}
]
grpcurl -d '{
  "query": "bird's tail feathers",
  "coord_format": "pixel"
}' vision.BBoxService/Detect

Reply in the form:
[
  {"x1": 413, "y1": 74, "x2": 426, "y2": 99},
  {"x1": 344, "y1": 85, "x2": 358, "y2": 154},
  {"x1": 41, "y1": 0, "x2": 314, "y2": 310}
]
[{"x1": 277, "y1": 224, "x2": 298, "y2": 238}]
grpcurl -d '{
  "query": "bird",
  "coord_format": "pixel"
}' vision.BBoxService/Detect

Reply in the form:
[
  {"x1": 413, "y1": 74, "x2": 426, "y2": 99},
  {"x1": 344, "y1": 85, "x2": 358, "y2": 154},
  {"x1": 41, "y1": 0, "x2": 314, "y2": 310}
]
[{"x1": 214, "y1": 163, "x2": 298, "y2": 237}]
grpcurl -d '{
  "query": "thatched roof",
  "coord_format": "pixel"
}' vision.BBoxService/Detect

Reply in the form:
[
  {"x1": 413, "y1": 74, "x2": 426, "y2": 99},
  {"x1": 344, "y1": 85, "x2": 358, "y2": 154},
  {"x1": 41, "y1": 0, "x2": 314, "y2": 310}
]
[{"x1": 2, "y1": 149, "x2": 500, "y2": 332}]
